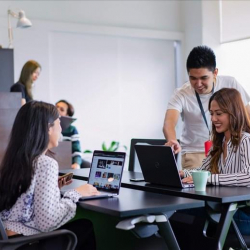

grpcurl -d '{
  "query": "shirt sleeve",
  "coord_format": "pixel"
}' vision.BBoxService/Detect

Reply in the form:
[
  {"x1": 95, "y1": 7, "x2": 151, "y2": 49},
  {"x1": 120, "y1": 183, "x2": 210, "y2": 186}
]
[
  {"x1": 33, "y1": 156, "x2": 82, "y2": 232},
  {"x1": 183, "y1": 155, "x2": 211, "y2": 178},
  {"x1": 167, "y1": 88, "x2": 184, "y2": 113},
  {"x1": 216, "y1": 137, "x2": 250, "y2": 186},
  {"x1": 71, "y1": 127, "x2": 83, "y2": 166},
  {"x1": 10, "y1": 84, "x2": 25, "y2": 99},
  {"x1": 205, "y1": 137, "x2": 250, "y2": 186}
]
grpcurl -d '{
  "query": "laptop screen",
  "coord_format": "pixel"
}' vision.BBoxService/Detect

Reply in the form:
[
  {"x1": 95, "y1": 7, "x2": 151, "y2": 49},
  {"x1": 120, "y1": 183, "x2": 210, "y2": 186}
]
[{"x1": 88, "y1": 151, "x2": 126, "y2": 194}]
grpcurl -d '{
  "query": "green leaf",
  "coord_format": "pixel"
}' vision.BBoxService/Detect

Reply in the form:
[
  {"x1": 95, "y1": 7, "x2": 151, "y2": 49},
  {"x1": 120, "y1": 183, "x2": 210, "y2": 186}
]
[
  {"x1": 83, "y1": 150, "x2": 92, "y2": 153},
  {"x1": 102, "y1": 142, "x2": 107, "y2": 151},
  {"x1": 109, "y1": 141, "x2": 119, "y2": 151}
]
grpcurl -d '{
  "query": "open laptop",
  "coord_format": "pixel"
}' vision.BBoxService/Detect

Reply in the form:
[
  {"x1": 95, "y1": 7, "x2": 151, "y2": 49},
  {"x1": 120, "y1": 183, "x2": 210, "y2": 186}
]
[
  {"x1": 59, "y1": 116, "x2": 76, "y2": 132},
  {"x1": 134, "y1": 144, "x2": 194, "y2": 189},
  {"x1": 80, "y1": 150, "x2": 126, "y2": 200}
]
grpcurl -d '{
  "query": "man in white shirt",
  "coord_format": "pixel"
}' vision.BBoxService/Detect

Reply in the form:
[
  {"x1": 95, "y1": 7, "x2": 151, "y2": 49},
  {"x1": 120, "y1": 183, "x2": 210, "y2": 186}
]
[{"x1": 163, "y1": 45, "x2": 250, "y2": 169}]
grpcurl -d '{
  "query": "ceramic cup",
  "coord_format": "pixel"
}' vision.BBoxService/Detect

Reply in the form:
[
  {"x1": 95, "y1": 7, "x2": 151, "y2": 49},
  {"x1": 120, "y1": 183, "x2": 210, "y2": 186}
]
[{"x1": 191, "y1": 170, "x2": 211, "y2": 192}]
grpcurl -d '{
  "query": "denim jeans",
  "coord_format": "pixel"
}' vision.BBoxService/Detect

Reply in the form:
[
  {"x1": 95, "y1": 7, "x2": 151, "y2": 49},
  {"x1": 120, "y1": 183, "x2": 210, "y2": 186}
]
[{"x1": 234, "y1": 209, "x2": 250, "y2": 235}]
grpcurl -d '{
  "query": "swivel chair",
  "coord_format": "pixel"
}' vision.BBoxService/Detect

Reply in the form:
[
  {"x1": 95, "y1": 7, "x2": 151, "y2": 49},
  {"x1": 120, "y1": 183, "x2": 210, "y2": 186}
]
[{"x1": 0, "y1": 217, "x2": 77, "y2": 250}]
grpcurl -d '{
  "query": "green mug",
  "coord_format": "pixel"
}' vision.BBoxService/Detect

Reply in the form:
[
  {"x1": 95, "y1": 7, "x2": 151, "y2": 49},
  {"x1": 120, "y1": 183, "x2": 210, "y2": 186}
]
[{"x1": 191, "y1": 170, "x2": 211, "y2": 192}]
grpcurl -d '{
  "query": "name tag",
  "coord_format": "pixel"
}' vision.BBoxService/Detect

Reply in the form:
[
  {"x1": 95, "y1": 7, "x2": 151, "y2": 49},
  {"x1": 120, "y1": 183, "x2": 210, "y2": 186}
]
[{"x1": 205, "y1": 140, "x2": 212, "y2": 157}]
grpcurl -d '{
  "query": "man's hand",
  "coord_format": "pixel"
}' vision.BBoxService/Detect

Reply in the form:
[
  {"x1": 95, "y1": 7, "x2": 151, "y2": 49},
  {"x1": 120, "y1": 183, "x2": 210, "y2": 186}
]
[
  {"x1": 165, "y1": 139, "x2": 181, "y2": 154},
  {"x1": 72, "y1": 163, "x2": 80, "y2": 169}
]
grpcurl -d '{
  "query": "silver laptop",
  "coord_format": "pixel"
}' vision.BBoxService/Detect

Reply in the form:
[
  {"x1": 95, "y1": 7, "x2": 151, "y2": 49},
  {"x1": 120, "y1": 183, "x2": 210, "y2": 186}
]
[
  {"x1": 80, "y1": 150, "x2": 126, "y2": 200},
  {"x1": 134, "y1": 144, "x2": 194, "y2": 189}
]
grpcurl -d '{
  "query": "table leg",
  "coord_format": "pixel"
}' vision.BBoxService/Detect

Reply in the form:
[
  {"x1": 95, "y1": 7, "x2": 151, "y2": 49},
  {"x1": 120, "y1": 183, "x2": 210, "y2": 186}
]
[
  {"x1": 206, "y1": 202, "x2": 238, "y2": 250},
  {"x1": 156, "y1": 217, "x2": 181, "y2": 250}
]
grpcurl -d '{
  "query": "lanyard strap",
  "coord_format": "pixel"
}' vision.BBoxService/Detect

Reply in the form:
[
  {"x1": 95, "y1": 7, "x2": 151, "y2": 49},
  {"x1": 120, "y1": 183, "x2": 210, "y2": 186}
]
[{"x1": 195, "y1": 83, "x2": 214, "y2": 135}]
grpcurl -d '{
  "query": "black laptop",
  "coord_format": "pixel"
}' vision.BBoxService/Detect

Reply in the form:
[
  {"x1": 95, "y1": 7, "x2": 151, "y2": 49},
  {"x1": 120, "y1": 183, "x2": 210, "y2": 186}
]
[{"x1": 134, "y1": 144, "x2": 194, "y2": 189}]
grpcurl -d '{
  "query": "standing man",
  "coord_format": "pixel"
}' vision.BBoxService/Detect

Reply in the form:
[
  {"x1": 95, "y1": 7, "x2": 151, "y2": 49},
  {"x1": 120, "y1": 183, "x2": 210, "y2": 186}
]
[{"x1": 163, "y1": 45, "x2": 250, "y2": 169}]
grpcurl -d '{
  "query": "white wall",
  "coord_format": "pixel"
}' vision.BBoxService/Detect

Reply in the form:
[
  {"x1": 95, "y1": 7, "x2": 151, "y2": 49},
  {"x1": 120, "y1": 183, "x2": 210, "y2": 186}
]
[
  {"x1": 220, "y1": 1, "x2": 250, "y2": 43},
  {"x1": 1, "y1": 1, "x2": 242, "y2": 166},
  {"x1": 0, "y1": 1, "x2": 184, "y2": 166},
  {"x1": 0, "y1": 1, "x2": 182, "y2": 32}
]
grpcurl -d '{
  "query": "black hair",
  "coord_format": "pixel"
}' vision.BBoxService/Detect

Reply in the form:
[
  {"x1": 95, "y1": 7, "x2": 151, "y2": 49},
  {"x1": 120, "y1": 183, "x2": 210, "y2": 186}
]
[
  {"x1": 56, "y1": 99, "x2": 75, "y2": 117},
  {"x1": 0, "y1": 101, "x2": 59, "y2": 210},
  {"x1": 186, "y1": 45, "x2": 216, "y2": 72}
]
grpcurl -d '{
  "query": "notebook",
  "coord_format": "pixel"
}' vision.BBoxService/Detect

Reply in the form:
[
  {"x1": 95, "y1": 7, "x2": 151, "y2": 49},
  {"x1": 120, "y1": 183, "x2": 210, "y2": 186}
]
[
  {"x1": 80, "y1": 150, "x2": 126, "y2": 200},
  {"x1": 134, "y1": 144, "x2": 194, "y2": 189}
]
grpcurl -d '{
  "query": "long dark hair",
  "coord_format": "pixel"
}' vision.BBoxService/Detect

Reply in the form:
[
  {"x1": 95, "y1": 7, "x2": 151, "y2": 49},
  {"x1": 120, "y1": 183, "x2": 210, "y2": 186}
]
[
  {"x1": 209, "y1": 88, "x2": 250, "y2": 173},
  {"x1": 0, "y1": 101, "x2": 59, "y2": 210},
  {"x1": 19, "y1": 60, "x2": 41, "y2": 100}
]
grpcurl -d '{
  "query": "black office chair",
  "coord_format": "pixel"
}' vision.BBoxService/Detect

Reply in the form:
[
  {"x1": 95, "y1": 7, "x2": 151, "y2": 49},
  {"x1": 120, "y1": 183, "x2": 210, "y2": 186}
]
[
  {"x1": 0, "y1": 217, "x2": 77, "y2": 250},
  {"x1": 128, "y1": 138, "x2": 170, "y2": 172}
]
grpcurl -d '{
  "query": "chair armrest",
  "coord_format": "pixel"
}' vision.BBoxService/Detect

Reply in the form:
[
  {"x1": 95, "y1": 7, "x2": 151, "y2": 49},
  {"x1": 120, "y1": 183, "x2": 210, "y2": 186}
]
[{"x1": 0, "y1": 229, "x2": 77, "y2": 250}]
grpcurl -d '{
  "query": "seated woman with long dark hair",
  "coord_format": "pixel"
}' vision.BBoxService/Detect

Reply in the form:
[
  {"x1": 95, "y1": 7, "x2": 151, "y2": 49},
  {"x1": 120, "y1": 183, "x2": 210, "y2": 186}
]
[
  {"x1": 0, "y1": 101, "x2": 99, "y2": 249},
  {"x1": 181, "y1": 88, "x2": 250, "y2": 235}
]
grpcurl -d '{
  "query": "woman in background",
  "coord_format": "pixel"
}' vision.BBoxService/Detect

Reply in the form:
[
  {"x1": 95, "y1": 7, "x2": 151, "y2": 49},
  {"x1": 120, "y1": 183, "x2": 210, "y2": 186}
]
[
  {"x1": 56, "y1": 100, "x2": 82, "y2": 169},
  {"x1": 181, "y1": 88, "x2": 250, "y2": 235},
  {"x1": 0, "y1": 101, "x2": 98, "y2": 249},
  {"x1": 10, "y1": 60, "x2": 41, "y2": 105}
]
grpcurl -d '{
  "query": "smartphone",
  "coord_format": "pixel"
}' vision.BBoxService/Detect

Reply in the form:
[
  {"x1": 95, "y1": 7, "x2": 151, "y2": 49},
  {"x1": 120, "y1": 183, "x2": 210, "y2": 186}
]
[
  {"x1": 58, "y1": 172, "x2": 73, "y2": 182},
  {"x1": 130, "y1": 178, "x2": 145, "y2": 182}
]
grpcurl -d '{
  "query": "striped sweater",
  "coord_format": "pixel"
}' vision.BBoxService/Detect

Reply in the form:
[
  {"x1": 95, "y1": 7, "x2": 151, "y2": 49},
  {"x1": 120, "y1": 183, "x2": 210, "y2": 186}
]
[
  {"x1": 184, "y1": 132, "x2": 250, "y2": 186},
  {"x1": 62, "y1": 125, "x2": 82, "y2": 166}
]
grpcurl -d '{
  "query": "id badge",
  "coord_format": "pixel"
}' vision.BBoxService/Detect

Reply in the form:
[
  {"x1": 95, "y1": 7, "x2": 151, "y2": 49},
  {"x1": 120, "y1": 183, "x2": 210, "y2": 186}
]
[{"x1": 204, "y1": 140, "x2": 212, "y2": 157}]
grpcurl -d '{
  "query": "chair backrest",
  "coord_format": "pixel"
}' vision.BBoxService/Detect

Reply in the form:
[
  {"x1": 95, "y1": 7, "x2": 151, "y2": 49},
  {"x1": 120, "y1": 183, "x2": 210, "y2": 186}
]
[
  {"x1": 128, "y1": 138, "x2": 167, "y2": 172},
  {"x1": 51, "y1": 141, "x2": 71, "y2": 170},
  {"x1": 0, "y1": 92, "x2": 21, "y2": 166},
  {"x1": 0, "y1": 217, "x2": 8, "y2": 240}
]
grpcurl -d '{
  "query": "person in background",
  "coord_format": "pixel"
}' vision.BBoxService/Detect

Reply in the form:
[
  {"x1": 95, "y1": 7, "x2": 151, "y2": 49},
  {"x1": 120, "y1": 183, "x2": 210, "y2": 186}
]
[
  {"x1": 181, "y1": 88, "x2": 250, "y2": 235},
  {"x1": 56, "y1": 100, "x2": 82, "y2": 169},
  {"x1": 10, "y1": 60, "x2": 41, "y2": 106},
  {"x1": 163, "y1": 46, "x2": 250, "y2": 169},
  {"x1": 0, "y1": 101, "x2": 99, "y2": 249}
]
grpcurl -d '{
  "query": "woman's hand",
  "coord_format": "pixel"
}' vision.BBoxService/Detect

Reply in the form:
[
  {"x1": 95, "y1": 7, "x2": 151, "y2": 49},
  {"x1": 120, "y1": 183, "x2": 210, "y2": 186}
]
[
  {"x1": 182, "y1": 176, "x2": 193, "y2": 184},
  {"x1": 179, "y1": 170, "x2": 184, "y2": 178},
  {"x1": 58, "y1": 177, "x2": 73, "y2": 189},
  {"x1": 75, "y1": 184, "x2": 100, "y2": 197}
]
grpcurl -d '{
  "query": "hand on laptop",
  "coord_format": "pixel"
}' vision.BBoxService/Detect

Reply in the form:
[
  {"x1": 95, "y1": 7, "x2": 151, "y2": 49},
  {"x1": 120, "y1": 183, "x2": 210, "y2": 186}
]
[
  {"x1": 165, "y1": 140, "x2": 181, "y2": 154},
  {"x1": 75, "y1": 184, "x2": 100, "y2": 197},
  {"x1": 179, "y1": 170, "x2": 184, "y2": 178},
  {"x1": 182, "y1": 176, "x2": 193, "y2": 184}
]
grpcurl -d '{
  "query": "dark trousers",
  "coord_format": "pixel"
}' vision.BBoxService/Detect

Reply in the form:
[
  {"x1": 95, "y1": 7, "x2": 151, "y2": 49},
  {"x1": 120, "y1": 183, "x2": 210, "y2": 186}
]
[{"x1": 12, "y1": 219, "x2": 96, "y2": 250}]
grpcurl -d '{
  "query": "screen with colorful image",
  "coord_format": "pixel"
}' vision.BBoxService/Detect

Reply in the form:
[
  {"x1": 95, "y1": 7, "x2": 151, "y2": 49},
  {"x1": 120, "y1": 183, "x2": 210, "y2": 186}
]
[{"x1": 88, "y1": 151, "x2": 126, "y2": 193}]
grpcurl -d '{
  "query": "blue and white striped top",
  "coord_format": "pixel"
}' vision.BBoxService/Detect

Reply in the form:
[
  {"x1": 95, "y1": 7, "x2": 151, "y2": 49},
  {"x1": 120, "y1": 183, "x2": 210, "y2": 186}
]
[{"x1": 184, "y1": 132, "x2": 250, "y2": 186}]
